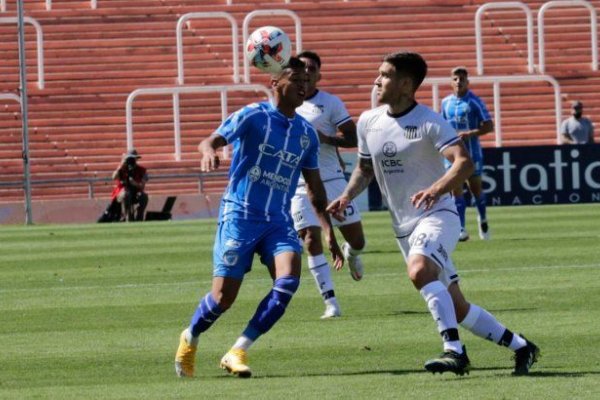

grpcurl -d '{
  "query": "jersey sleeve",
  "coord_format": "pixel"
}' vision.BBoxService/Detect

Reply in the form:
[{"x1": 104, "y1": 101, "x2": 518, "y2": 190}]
[
  {"x1": 215, "y1": 104, "x2": 260, "y2": 144},
  {"x1": 357, "y1": 112, "x2": 371, "y2": 159},
  {"x1": 330, "y1": 95, "x2": 352, "y2": 127},
  {"x1": 559, "y1": 119, "x2": 569, "y2": 135},
  {"x1": 302, "y1": 123, "x2": 320, "y2": 170},
  {"x1": 431, "y1": 114, "x2": 460, "y2": 152},
  {"x1": 471, "y1": 95, "x2": 492, "y2": 123}
]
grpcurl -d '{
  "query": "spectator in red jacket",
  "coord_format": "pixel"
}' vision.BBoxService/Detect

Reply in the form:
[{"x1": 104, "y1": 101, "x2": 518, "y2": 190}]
[{"x1": 111, "y1": 149, "x2": 148, "y2": 221}]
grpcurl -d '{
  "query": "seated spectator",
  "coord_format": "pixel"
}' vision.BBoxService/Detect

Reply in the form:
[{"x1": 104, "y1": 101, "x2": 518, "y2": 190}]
[
  {"x1": 560, "y1": 100, "x2": 594, "y2": 144},
  {"x1": 111, "y1": 149, "x2": 148, "y2": 221}
]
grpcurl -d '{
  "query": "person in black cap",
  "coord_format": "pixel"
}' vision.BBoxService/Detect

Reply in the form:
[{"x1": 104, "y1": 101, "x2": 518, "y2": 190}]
[
  {"x1": 110, "y1": 149, "x2": 148, "y2": 221},
  {"x1": 560, "y1": 100, "x2": 594, "y2": 144}
]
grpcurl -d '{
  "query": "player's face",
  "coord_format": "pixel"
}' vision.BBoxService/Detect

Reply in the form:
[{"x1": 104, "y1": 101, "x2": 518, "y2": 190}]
[
  {"x1": 374, "y1": 62, "x2": 410, "y2": 105},
  {"x1": 451, "y1": 73, "x2": 469, "y2": 97},
  {"x1": 300, "y1": 57, "x2": 321, "y2": 95},
  {"x1": 276, "y1": 68, "x2": 308, "y2": 109}
]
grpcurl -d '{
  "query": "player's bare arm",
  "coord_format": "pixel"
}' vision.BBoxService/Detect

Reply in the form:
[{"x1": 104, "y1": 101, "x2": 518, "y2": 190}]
[
  {"x1": 318, "y1": 120, "x2": 358, "y2": 148},
  {"x1": 411, "y1": 142, "x2": 474, "y2": 210},
  {"x1": 327, "y1": 157, "x2": 375, "y2": 220},
  {"x1": 458, "y1": 119, "x2": 493, "y2": 141},
  {"x1": 198, "y1": 134, "x2": 227, "y2": 172},
  {"x1": 303, "y1": 168, "x2": 344, "y2": 270}
]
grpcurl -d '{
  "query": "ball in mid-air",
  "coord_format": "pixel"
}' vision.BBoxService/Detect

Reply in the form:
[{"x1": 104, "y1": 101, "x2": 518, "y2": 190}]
[{"x1": 245, "y1": 26, "x2": 292, "y2": 74}]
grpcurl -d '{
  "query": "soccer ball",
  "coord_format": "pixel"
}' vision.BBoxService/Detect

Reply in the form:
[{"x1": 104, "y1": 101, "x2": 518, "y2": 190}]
[{"x1": 245, "y1": 26, "x2": 292, "y2": 74}]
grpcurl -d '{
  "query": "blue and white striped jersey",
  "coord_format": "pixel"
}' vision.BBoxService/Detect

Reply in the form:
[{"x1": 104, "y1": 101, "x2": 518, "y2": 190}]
[
  {"x1": 216, "y1": 101, "x2": 320, "y2": 223},
  {"x1": 441, "y1": 90, "x2": 491, "y2": 159}
]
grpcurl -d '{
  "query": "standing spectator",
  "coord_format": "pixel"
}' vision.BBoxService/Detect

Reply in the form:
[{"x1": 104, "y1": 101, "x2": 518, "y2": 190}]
[
  {"x1": 328, "y1": 51, "x2": 540, "y2": 376},
  {"x1": 111, "y1": 149, "x2": 148, "y2": 222},
  {"x1": 560, "y1": 100, "x2": 594, "y2": 144},
  {"x1": 174, "y1": 57, "x2": 343, "y2": 379},
  {"x1": 292, "y1": 50, "x2": 367, "y2": 319},
  {"x1": 441, "y1": 67, "x2": 494, "y2": 241}
]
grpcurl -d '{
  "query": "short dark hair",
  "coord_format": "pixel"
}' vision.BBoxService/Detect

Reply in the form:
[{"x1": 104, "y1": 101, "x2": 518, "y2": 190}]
[
  {"x1": 272, "y1": 56, "x2": 305, "y2": 78},
  {"x1": 297, "y1": 50, "x2": 321, "y2": 68},
  {"x1": 451, "y1": 66, "x2": 469, "y2": 76},
  {"x1": 383, "y1": 51, "x2": 428, "y2": 90}
]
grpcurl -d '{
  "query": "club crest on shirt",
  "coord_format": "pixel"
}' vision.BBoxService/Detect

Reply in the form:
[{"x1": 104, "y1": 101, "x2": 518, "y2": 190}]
[
  {"x1": 248, "y1": 166, "x2": 261, "y2": 182},
  {"x1": 382, "y1": 141, "x2": 397, "y2": 157},
  {"x1": 404, "y1": 125, "x2": 421, "y2": 140},
  {"x1": 300, "y1": 134, "x2": 311, "y2": 150}
]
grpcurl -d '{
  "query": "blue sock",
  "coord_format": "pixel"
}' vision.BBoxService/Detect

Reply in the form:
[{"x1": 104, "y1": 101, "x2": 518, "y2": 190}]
[
  {"x1": 189, "y1": 293, "x2": 223, "y2": 337},
  {"x1": 475, "y1": 194, "x2": 487, "y2": 221},
  {"x1": 454, "y1": 196, "x2": 467, "y2": 229},
  {"x1": 243, "y1": 275, "x2": 300, "y2": 341}
]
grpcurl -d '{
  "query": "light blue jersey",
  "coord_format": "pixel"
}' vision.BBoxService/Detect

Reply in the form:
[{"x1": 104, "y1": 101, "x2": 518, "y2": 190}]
[
  {"x1": 441, "y1": 90, "x2": 491, "y2": 164},
  {"x1": 216, "y1": 101, "x2": 320, "y2": 223}
]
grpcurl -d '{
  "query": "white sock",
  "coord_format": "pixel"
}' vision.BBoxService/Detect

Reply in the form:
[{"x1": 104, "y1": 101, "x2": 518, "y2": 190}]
[
  {"x1": 233, "y1": 335, "x2": 254, "y2": 351},
  {"x1": 343, "y1": 242, "x2": 364, "y2": 258},
  {"x1": 308, "y1": 254, "x2": 334, "y2": 298},
  {"x1": 185, "y1": 329, "x2": 199, "y2": 346},
  {"x1": 420, "y1": 281, "x2": 462, "y2": 354},
  {"x1": 461, "y1": 304, "x2": 527, "y2": 351}
]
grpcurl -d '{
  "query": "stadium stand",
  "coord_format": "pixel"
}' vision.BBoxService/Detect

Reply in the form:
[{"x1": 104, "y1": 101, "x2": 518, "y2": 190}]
[{"x1": 1, "y1": 0, "x2": 600, "y2": 203}]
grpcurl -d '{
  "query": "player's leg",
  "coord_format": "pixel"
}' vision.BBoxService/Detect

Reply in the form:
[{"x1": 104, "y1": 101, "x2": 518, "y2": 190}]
[
  {"x1": 292, "y1": 191, "x2": 340, "y2": 318},
  {"x1": 329, "y1": 179, "x2": 366, "y2": 281},
  {"x1": 175, "y1": 220, "x2": 254, "y2": 378},
  {"x1": 399, "y1": 213, "x2": 470, "y2": 375},
  {"x1": 448, "y1": 283, "x2": 540, "y2": 375},
  {"x1": 452, "y1": 185, "x2": 469, "y2": 241},
  {"x1": 221, "y1": 224, "x2": 302, "y2": 377},
  {"x1": 466, "y1": 157, "x2": 490, "y2": 240},
  {"x1": 339, "y1": 221, "x2": 366, "y2": 281},
  {"x1": 135, "y1": 191, "x2": 148, "y2": 221}
]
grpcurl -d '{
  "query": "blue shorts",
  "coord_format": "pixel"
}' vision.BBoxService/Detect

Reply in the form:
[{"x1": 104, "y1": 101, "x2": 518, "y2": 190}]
[{"x1": 212, "y1": 219, "x2": 302, "y2": 280}]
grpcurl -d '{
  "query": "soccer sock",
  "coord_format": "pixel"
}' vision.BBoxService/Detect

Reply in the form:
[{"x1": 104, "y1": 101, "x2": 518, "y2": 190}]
[
  {"x1": 475, "y1": 194, "x2": 487, "y2": 221},
  {"x1": 460, "y1": 304, "x2": 527, "y2": 351},
  {"x1": 242, "y1": 275, "x2": 300, "y2": 342},
  {"x1": 420, "y1": 281, "x2": 462, "y2": 354},
  {"x1": 454, "y1": 196, "x2": 467, "y2": 229},
  {"x1": 308, "y1": 254, "x2": 335, "y2": 302},
  {"x1": 232, "y1": 335, "x2": 254, "y2": 351},
  {"x1": 343, "y1": 241, "x2": 365, "y2": 257},
  {"x1": 189, "y1": 293, "x2": 223, "y2": 341}
]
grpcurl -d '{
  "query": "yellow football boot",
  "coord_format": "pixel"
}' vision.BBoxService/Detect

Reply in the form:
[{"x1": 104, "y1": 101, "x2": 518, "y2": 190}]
[
  {"x1": 219, "y1": 348, "x2": 252, "y2": 378},
  {"x1": 175, "y1": 328, "x2": 197, "y2": 378}
]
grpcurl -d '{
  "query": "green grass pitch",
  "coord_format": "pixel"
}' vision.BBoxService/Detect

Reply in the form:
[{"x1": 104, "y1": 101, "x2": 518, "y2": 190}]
[{"x1": 1, "y1": 204, "x2": 599, "y2": 399}]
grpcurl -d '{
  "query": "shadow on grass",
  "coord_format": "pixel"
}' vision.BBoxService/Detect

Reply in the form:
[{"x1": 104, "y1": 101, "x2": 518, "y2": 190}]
[{"x1": 391, "y1": 307, "x2": 537, "y2": 316}]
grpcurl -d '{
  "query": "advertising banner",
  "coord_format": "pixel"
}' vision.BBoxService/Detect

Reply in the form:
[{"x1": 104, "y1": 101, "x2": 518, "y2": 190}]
[{"x1": 482, "y1": 144, "x2": 600, "y2": 205}]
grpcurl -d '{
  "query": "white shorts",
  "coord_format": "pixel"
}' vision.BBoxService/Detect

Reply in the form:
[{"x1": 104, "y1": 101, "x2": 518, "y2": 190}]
[
  {"x1": 395, "y1": 210, "x2": 460, "y2": 287},
  {"x1": 291, "y1": 178, "x2": 361, "y2": 231}
]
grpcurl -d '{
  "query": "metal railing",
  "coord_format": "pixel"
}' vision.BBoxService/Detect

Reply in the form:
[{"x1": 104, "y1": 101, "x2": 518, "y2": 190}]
[
  {"x1": 242, "y1": 9, "x2": 302, "y2": 83},
  {"x1": 0, "y1": 16, "x2": 45, "y2": 89},
  {"x1": 0, "y1": 171, "x2": 230, "y2": 200},
  {"x1": 538, "y1": 0, "x2": 598, "y2": 73},
  {"x1": 475, "y1": 2, "x2": 534, "y2": 75},
  {"x1": 125, "y1": 84, "x2": 273, "y2": 161},
  {"x1": 371, "y1": 74, "x2": 562, "y2": 146}
]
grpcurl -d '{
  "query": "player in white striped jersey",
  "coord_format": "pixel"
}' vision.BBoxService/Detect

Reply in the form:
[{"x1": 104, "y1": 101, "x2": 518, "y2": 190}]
[
  {"x1": 328, "y1": 52, "x2": 539, "y2": 376},
  {"x1": 291, "y1": 51, "x2": 367, "y2": 319}
]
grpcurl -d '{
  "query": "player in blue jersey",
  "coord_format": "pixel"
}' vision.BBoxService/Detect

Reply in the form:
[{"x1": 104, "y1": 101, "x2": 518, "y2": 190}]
[
  {"x1": 175, "y1": 57, "x2": 344, "y2": 379},
  {"x1": 441, "y1": 67, "x2": 494, "y2": 241}
]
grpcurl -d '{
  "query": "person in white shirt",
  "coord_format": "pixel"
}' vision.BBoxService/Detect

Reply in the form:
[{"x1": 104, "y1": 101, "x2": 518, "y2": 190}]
[
  {"x1": 292, "y1": 51, "x2": 367, "y2": 319},
  {"x1": 560, "y1": 100, "x2": 594, "y2": 144},
  {"x1": 328, "y1": 51, "x2": 540, "y2": 376}
]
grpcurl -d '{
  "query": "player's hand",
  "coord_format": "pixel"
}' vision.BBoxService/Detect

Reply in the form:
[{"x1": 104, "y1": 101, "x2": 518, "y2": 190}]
[
  {"x1": 411, "y1": 188, "x2": 440, "y2": 210},
  {"x1": 326, "y1": 237, "x2": 344, "y2": 271},
  {"x1": 318, "y1": 131, "x2": 331, "y2": 146},
  {"x1": 200, "y1": 151, "x2": 220, "y2": 172},
  {"x1": 326, "y1": 196, "x2": 349, "y2": 222},
  {"x1": 458, "y1": 131, "x2": 471, "y2": 140}
]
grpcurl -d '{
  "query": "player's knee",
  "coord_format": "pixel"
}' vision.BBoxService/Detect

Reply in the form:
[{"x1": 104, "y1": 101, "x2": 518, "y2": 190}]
[
  {"x1": 407, "y1": 257, "x2": 438, "y2": 288},
  {"x1": 348, "y1": 236, "x2": 366, "y2": 252},
  {"x1": 273, "y1": 275, "x2": 300, "y2": 306},
  {"x1": 302, "y1": 228, "x2": 323, "y2": 254}
]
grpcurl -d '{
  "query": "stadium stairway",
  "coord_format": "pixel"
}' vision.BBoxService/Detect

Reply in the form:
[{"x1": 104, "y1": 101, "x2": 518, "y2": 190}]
[{"x1": 1, "y1": 0, "x2": 600, "y2": 203}]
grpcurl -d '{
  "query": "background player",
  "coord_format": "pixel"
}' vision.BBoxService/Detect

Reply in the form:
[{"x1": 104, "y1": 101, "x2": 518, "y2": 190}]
[
  {"x1": 292, "y1": 51, "x2": 367, "y2": 319},
  {"x1": 175, "y1": 57, "x2": 343, "y2": 379},
  {"x1": 328, "y1": 52, "x2": 539, "y2": 376},
  {"x1": 441, "y1": 67, "x2": 493, "y2": 241}
]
